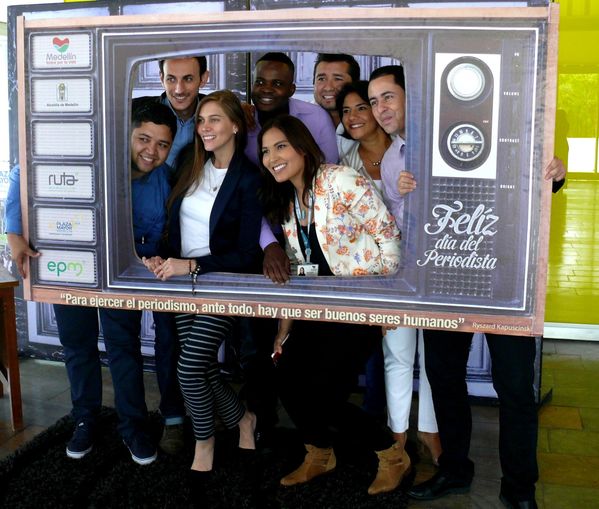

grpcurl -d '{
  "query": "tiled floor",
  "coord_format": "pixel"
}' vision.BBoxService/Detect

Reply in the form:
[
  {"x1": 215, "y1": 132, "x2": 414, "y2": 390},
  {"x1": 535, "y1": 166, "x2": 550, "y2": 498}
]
[
  {"x1": 1, "y1": 338, "x2": 599, "y2": 508},
  {"x1": 546, "y1": 180, "x2": 599, "y2": 324}
]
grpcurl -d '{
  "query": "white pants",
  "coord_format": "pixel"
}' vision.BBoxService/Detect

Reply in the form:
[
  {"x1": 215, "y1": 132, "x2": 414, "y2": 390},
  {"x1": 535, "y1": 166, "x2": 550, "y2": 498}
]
[{"x1": 383, "y1": 328, "x2": 438, "y2": 433}]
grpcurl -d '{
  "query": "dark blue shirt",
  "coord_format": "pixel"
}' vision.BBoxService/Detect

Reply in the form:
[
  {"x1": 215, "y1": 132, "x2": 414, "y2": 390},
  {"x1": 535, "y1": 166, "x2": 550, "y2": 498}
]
[{"x1": 132, "y1": 163, "x2": 171, "y2": 258}]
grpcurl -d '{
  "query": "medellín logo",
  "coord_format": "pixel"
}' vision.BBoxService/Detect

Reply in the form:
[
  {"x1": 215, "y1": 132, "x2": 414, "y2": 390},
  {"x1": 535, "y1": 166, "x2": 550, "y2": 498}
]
[
  {"x1": 53, "y1": 37, "x2": 69, "y2": 53},
  {"x1": 46, "y1": 36, "x2": 76, "y2": 64}
]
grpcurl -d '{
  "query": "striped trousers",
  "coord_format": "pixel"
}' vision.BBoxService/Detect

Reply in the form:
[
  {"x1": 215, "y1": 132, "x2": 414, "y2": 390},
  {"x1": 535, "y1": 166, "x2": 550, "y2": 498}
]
[{"x1": 175, "y1": 314, "x2": 245, "y2": 440}]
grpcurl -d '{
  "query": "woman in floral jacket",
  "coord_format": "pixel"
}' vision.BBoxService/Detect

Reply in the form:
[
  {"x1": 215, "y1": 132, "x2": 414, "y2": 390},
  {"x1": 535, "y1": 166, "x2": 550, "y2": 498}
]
[{"x1": 258, "y1": 115, "x2": 406, "y2": 496}]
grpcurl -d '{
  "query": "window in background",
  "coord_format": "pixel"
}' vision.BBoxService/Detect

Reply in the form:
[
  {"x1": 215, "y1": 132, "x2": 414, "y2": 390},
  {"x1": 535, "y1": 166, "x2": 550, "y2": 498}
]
[{"x1": 558, "y1": 73, "x2": 599, "y2": 175}]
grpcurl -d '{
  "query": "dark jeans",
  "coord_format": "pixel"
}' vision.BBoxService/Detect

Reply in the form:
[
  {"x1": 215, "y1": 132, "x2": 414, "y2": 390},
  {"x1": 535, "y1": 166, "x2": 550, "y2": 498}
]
[
  {"x1": 55, "y1": 305, "x2": 183, "y2": 439},
  {"x1": 54, "y1": 304, "x2": 102, "y2": 424},
  {"x1": 97, "y1": 308, "x2": 150, "y2": 441},
  {"x1": 423, "y1": 330, "x2": 538, "y2": 500},
  {"x1": 278, "y1": 320, "x2": 392, "y2": 452},
  {"x1": 152, "y1": 311, "x2": 186, "y2": 420}
]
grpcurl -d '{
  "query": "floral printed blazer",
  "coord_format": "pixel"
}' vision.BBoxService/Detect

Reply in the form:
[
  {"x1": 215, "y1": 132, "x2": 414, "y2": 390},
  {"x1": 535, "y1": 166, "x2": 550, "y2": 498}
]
[{"x1": 282, "y1": 164, "x2": 400, "y2": 276}]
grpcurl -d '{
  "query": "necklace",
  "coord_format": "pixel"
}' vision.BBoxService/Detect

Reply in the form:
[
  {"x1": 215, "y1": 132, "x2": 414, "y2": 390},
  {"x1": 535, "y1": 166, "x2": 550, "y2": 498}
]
[
  {"x1": 206, "y1": 160, "x2": 227, "y2": 194},
  {"x1": 359, "y1": 139, "x2": 392, "y2": 168},
  {"x1": 359, "y1": 147, "x2": 384, "y2": 167},
  {"x1": 294, "y1": 189, "x2": 313, "y2": 222}
]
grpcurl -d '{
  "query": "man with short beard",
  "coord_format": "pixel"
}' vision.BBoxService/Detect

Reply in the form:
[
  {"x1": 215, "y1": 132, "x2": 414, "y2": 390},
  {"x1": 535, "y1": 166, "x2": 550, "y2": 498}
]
[
  {"x1": 133, "y1": 56, "x2": 209, "y2": 168},
  {"x1": 245, "y1": 52, "x2": 338, "y2": 167},
  {"x1": 312, "y1": 53, "x2": 361, "y2": 160},
  {"x1": 313, "y1": 53, "x2": 360, "y2": 128}
]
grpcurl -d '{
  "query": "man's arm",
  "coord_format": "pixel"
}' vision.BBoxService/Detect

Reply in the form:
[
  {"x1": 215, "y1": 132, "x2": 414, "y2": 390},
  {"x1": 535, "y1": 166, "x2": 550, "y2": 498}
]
[
  {"x1": 4, "y1": 165, "x2": 40, "y2": 278},
  {"x1": 260, "y1": 218, "x2": 291, "y2": 284},
  {"x1": 545, "y1": 156, "x2": 566, "y2": 192}
]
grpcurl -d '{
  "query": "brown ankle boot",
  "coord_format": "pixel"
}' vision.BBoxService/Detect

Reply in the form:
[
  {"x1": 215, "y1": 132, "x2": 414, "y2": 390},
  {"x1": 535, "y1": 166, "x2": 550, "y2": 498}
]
[
  {"x1": 280, "y1": 444, "x2": 336, "y2": 486},
  {"x1": 368, "y1": 442, "x2": 411, "y2": 495}
]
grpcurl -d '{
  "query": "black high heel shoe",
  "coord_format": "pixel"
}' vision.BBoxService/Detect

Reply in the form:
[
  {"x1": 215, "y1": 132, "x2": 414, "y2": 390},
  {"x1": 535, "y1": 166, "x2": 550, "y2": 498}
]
[{"x1": 188, "y1": 469, "x2": 221, "y2": 509}]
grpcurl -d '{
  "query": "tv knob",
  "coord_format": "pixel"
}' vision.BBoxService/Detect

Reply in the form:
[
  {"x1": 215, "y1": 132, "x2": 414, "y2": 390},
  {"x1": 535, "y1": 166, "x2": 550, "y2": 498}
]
[
  {"x1": 447, "y1": 123, "x2": 485, "y2": 163},
  {"x1": 447, "y1": 62, "x2": 486, "y2": 101}
]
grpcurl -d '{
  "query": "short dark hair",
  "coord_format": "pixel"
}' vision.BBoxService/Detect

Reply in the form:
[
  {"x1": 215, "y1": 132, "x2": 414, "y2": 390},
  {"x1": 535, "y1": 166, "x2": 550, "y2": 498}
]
[
  {"x1": 255, "y1": 52, "x2": 295, "y2": 79},
  {"x1": 313, "y1": 53, "x2": 360, "y2": 83},
  {"x1": 335, "y1": 81, "x2": 371, "y2": 139},
  {"x1": 158, "y1": 56, "x2": 208, "y2": 76},
  {"x1": 258, "y1": 115, "x2": 323, "y2": 224},
  {"x1": 369, "y1": 65, "x2": 405, "y2": 91},
  {"x1": 131, "y1": 101, "x2": 177, "y2": 139}
]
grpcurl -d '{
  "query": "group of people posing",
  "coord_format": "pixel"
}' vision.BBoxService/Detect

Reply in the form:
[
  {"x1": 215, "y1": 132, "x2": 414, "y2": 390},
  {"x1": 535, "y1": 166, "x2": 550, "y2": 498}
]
[{"x1": 7, "y1": 51, "x2": 566, "y2": 509}]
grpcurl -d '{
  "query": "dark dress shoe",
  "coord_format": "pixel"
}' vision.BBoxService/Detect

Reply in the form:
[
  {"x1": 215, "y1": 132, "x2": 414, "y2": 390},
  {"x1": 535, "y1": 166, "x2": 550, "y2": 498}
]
[
  {"x1": 407, "y1": 471, "x2": 471, "y2": 500},
  {"x1": 500, "y1": 490, "x2": 538, "y2": 509}
]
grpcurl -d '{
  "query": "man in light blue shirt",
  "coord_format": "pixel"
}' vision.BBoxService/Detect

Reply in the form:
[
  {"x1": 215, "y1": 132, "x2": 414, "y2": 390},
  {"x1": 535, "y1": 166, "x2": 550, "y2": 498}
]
[
  {"x1": 5, "y1": 165, "x2": 37, "y2": 277},
  {"x1": 132, "y1": 56, "x2": 209, "y2": 168}
]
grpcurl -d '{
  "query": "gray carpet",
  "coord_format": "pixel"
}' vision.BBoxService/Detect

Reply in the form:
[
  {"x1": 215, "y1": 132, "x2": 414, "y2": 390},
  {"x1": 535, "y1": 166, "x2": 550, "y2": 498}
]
[{"x1": 0, "y1": 408, "x2": 410, "y2": 508}]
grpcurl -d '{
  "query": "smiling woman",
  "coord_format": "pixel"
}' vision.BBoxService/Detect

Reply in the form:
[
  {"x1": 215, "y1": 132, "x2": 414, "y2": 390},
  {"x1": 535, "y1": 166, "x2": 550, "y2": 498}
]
[
  {"x1": 337, "y1": 80, "x2": 392, "y2": 186},
  {"x1": 257, "y1": 114, "x2": 405, "y2": 494},
  {"x1": 141, "y1": 90, "x2": 263, "y2": 484}
]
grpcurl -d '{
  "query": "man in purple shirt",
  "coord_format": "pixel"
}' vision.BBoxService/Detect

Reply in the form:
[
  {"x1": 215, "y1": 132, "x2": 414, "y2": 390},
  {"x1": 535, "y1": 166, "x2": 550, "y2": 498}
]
[
  {"x1": 369, "y1": 64, "x2": 566, "y2": 509},
  {"x1": 245, "y1": 52, "x2": 339, "y2": 168}
]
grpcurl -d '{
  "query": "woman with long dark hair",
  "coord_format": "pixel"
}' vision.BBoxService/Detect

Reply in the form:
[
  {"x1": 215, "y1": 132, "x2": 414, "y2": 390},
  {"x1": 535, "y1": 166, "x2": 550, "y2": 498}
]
[
  {"x1": 259, "y1": 115, "x2": 406, "y2": 495},
  {"x1": 144, "y1": 90, "x2": 262, "y2": 483}
]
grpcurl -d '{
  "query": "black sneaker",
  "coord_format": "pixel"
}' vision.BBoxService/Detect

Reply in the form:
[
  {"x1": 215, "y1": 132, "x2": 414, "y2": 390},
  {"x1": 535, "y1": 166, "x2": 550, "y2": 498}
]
[
  {"x1": 123, "y1": 433, "x2": 157, "y2": 465},
  {"x1": 66, "y1": 420, "x2": 95, "y2": 459}
]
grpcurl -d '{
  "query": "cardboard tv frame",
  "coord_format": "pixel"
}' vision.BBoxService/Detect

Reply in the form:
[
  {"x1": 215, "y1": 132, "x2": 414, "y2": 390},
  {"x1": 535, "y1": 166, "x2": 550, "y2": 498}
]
[{"x1": 17, "y1": 5, "x2": 559, "y2": 336}]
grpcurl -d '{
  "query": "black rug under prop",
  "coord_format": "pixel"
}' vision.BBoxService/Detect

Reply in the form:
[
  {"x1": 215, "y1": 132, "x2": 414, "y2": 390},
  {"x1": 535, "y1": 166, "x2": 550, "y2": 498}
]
[{"x1": 0, "y1": 409, "x2": 410, "y2": 509}]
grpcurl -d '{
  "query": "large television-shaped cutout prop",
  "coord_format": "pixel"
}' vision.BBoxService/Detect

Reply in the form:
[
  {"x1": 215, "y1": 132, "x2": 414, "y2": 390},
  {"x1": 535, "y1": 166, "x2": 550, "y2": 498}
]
[{"x1": 17, "y1": 6, "x2": 558, "y2": 336}]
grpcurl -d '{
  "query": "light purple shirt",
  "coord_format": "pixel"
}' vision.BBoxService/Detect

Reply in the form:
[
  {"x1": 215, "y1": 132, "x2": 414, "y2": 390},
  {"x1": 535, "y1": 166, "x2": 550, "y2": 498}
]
[
  {"x1": 245, "y1": 97, "x2": 339, "y2": 167},
  {"x1": 380, "y1": 135, "x2": 406, "y2": 226}
]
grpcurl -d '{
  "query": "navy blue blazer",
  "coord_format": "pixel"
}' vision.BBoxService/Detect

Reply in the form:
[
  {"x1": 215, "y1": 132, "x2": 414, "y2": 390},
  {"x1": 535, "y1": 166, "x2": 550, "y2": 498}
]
[{"x1": 165, "y1": 151, "x2": 263, "y2": 275}]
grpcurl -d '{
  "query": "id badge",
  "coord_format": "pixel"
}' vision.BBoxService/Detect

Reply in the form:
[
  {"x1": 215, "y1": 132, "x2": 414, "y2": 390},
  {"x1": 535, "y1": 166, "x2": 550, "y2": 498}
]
[{"x1": 297, "y1": 263, "x2": 318, "y2": 276}]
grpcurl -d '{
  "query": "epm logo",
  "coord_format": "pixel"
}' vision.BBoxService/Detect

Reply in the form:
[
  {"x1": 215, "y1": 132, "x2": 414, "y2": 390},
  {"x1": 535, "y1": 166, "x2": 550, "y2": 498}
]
[
  {"x1": 47, "y1": 259, "x2": 84, "y2": 277},
  {"x1": 39, "y1": 249, "x2": 96, "y2": 284}
]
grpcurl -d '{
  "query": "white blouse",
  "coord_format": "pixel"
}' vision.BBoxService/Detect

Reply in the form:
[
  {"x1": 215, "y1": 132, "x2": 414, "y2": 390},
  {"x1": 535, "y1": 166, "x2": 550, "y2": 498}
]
[
  {"x1": 180, "y1": 159, "x2": 228, "y2": 258},
  {"x1": 341, "y1": 142, "x2": 384, "y2": 197}
]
